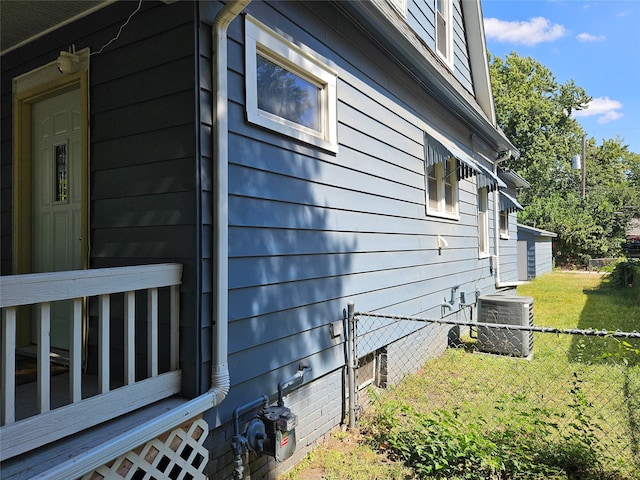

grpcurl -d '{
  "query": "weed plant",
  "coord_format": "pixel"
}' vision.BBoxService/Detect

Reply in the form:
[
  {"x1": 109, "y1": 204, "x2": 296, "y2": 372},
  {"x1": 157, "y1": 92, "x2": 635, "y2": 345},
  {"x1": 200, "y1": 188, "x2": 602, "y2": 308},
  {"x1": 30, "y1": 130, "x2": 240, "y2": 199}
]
[
  {"x1": 282, "y1": 272, "x2": 639, "y2": 480},
  {"x1": 363, "y1": 372, "x2": 618, "y2": 479},
  {"x1": 359, "y1": 272, "x2": 639, "y2": 479}
]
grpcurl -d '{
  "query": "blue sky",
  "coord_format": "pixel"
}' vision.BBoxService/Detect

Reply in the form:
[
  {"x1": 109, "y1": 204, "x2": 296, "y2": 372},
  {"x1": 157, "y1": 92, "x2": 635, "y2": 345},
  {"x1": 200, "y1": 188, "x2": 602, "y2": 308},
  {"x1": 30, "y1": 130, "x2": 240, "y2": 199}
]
[{"x1": 481, "y1": 0, "x2": 640, "y2": 154}]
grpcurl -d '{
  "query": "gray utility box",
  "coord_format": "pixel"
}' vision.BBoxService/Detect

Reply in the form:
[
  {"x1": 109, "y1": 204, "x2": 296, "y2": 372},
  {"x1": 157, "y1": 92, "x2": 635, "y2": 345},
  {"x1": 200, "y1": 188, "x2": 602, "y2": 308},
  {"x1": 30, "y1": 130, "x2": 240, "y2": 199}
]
[{"x1": 476, "y1": 295, "x2": 534, "y2": 358}]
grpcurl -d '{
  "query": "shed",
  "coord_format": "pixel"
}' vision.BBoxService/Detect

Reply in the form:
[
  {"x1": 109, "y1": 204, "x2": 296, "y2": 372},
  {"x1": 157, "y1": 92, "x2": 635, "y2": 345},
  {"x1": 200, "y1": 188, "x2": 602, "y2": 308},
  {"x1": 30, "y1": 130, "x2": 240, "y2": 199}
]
[{"x1": 518, "y1": 225, "x2": 557, "y2": 280}]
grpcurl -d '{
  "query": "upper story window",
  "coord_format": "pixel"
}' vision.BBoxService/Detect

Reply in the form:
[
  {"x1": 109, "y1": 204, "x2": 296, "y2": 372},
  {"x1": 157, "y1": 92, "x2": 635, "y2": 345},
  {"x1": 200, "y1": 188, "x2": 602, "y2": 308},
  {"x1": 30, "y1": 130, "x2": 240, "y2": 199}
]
[
  {"x1": 245, "y1": 16, "x2": 338, "y2": 152},
  {"x1": 435, "y1": 0, "x2": 453, "y2": 66}
]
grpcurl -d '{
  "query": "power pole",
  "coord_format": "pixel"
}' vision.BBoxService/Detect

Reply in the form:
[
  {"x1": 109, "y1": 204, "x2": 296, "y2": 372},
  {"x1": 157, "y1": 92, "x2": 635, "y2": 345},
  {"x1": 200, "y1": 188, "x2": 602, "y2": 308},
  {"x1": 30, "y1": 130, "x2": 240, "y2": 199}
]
[{"x1": 581, "y1": 134, "x2": 586, "y2": 200}]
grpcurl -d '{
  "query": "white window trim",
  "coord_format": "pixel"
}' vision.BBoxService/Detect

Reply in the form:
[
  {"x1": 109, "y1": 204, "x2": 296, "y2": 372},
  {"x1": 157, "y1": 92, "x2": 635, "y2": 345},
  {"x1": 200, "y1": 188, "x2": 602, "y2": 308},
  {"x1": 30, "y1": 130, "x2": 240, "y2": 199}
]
[
  {"x1": 426, "y1": 157, "x2": 459, "y2": 220},
  {"x1": 500, "y1": 210, "x2": 510, "y2": 240},
  {"x1": 245, "y1": 15, "x2": 338, "y2": 152},
  {"x1": 478, "y1": 186, "x2": 490, "y2": 257},
  {"x1": 435, "y1": 0, "x2": 454, "y2": 68}
]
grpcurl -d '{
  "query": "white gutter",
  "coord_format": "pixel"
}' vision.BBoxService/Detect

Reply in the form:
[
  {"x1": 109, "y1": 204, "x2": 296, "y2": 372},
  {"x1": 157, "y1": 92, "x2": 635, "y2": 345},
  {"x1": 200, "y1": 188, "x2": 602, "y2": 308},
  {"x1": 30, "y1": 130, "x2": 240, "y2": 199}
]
[
  {"x1": 493, "y1": 150, "x2": 524, "y2": 288},
  {"x1": 31, "y1": 3, "x2": 252, "y2": 478},
  {"x1": 211, "y1": 0, "x2": 251, "y2": 400}
]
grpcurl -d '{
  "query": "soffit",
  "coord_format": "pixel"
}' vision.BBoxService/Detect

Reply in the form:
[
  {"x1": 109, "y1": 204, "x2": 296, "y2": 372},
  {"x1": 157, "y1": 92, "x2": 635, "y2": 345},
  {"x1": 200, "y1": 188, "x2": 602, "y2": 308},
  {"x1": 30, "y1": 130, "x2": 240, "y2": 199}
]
[{"x1": 1, "y1": 1, "x2": 110, "y2": 54}]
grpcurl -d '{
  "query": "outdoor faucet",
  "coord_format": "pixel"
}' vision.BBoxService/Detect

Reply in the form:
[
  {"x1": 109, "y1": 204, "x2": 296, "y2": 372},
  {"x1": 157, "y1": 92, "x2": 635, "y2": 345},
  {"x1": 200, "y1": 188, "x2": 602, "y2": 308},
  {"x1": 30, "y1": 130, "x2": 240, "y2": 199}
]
[
  {"x1": 441, "y1": 303, "x2": 453, "y2": 317},
  {"x1": 449, "y1": 285, "x2": 460, "y2": 305}
]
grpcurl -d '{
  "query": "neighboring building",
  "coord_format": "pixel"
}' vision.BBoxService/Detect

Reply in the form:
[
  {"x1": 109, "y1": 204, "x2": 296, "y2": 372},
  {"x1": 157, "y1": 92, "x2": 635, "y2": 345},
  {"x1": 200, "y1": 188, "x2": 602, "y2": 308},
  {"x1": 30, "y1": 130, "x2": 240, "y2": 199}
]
[
  {"x1": 623, "y1": 218, "x2": 640, "y2": 258},
  {"x1": 1, "y1": 1, "x2": 520, "y2": 478},
  {"x1": 518, "y1": 225, "x2": 558, "y2": 281}
]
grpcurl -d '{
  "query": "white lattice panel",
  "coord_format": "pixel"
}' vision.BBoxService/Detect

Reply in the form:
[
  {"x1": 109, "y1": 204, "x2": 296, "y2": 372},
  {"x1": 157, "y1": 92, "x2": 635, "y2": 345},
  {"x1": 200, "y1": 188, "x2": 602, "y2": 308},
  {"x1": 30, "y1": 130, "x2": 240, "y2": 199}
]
[{"x1": 81, "y1": 417, "x2": 208, "y2": 480}]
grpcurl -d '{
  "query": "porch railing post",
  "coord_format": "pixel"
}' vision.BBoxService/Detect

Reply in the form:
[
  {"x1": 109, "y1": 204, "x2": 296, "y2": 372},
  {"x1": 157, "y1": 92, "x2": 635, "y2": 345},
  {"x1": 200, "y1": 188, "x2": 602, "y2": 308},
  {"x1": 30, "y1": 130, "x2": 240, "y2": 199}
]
[
  {"x1": 37, "y1": 303, "x2": 51, "y2": 413},
  {"x1": 70, "y1": 298, "x2": 83, "y2": 402},
  {"x1": 124, "y1": 291, "x2": 136, "y2": 385},
  {"x1": 1, "y1": 307, "x2": 16, "y2": 424},
  {"x1": 147, "y1": 288, "x2": 159, "y2": 377},
  {"x1": 98, "y1": 294, "x2": 110, "y2": 394},
  {"x1": 0, "y1": 263, "x2": 184, "y2": 461}
]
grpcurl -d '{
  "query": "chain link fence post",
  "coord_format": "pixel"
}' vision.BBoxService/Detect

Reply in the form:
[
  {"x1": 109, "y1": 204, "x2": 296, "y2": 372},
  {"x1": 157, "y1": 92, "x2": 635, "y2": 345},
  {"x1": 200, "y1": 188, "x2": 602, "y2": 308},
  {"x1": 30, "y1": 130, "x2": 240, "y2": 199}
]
[{"x1": 347, "y1": 302, "x2": 356, "y2": 429}]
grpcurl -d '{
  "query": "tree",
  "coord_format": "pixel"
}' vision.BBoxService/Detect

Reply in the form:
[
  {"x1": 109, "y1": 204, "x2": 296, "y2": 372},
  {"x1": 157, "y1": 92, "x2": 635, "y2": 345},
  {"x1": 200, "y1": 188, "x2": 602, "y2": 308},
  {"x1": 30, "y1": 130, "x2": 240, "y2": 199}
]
[{"x1": 489, "y1": 52, "x2": 640, "y2": 265}]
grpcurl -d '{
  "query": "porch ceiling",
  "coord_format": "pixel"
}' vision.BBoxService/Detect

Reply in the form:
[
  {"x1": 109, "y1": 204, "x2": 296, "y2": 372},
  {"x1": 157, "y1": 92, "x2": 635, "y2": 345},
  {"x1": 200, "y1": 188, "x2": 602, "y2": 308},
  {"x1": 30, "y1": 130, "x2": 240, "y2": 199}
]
[{"x1": 0, "y1": 0, "x2": 111, "y2": 54}]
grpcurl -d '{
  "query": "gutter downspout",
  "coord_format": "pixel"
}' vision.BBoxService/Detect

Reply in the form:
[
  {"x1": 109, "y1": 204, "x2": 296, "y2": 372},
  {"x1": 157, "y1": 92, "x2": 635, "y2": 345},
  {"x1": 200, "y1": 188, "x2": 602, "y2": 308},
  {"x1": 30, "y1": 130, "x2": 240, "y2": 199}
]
[
  {"x1": 210, "y1": 0, "x2": 251, "y2": 403},
  {"x1": 493, "y1": 150, "x2": 516, "y2": 289}
]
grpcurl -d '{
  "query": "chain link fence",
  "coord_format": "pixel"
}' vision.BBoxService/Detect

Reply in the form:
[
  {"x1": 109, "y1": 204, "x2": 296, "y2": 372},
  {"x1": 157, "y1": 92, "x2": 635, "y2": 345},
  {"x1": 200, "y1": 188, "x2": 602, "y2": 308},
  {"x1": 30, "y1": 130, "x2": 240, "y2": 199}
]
[{"x1": 346, "y1": 303, "x2": 640, "y2": 476}]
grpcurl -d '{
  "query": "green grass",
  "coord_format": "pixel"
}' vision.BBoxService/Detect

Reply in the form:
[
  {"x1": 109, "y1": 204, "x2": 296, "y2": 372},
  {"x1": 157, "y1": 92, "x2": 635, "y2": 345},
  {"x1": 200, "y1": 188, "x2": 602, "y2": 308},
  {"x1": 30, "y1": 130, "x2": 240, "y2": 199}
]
[
  {"x1": 282, "y1": 272, "x2": 640, "y2": 479},
  {"x1": 280, "y1": 429, "x2": 414, "y2": 480}
]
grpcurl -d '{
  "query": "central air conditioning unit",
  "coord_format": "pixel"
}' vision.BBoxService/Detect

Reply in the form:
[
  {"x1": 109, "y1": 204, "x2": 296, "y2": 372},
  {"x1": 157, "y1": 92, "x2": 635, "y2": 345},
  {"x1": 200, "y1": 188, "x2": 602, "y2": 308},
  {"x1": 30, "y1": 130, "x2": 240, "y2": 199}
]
[{"x1": 476, "y1": 294, "x2": 534, "y2": 358}]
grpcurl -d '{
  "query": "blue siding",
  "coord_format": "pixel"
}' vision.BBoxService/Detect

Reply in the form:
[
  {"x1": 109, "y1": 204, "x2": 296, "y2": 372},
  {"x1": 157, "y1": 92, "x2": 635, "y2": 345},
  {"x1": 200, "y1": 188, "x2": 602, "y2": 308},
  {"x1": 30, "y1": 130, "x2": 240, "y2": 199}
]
[
  {"x1": 518, "y1": 227, "x2": 556, "y2": 279},
  {"x1": 452, "y1": 0, "x2": 474, "y2": 92},
  {"x1": 534, "y1": 238, "x2": 554, "y2": 275},
  {"x1": 1, "y1": 1, "x2": 206, "y2": 396},
  {"x1": 406, "y1": 0, "x2": 474, "y2": 93},
  {"x1": 500, "y1": 211, "x2": 520, "y2": 283},
  {"x1": 201, "y1": 0, "x2": 501, "y2": 421}
]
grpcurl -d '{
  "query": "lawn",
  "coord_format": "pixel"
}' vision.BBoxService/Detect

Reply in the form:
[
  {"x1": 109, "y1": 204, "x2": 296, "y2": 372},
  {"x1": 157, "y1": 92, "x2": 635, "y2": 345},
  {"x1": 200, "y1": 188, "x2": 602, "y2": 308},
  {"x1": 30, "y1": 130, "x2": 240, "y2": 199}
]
[{"x1": 281, "y1": 271, "x2": 639, "y2": 480}]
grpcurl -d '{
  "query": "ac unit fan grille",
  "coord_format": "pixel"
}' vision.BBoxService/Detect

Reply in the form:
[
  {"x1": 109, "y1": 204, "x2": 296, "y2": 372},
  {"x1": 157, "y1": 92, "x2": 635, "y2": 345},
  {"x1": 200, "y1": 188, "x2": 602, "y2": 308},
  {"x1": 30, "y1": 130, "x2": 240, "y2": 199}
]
[{"x1": 476, "y1": 295, "x2": 534, "y2": 357}]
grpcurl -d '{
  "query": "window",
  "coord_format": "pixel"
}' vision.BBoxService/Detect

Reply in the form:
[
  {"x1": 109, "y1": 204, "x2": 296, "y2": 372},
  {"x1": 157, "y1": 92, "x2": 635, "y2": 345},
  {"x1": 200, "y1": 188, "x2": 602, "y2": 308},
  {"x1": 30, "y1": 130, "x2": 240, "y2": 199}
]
[
  {"x1": 425, "y1": 133, "x2": 466, "y2": 219},
  {"x1": 500, "y1": 210, "x2": 509, "y2": 239},
  {"x1": 435, "y1": 0, "x2": 452, "y2": 65},
  {"x1": 427, "y1": 157, "x2": 458, "y2": 218},
  {"x1": 498, "y1": 191, "x2": 524, "y2": 239},
  {"x1": 478, "y1": 187, "x2": 489, "y2": 256},
  {"x1": 245, "y1": 16, "x2": 338, "y2": 152}
]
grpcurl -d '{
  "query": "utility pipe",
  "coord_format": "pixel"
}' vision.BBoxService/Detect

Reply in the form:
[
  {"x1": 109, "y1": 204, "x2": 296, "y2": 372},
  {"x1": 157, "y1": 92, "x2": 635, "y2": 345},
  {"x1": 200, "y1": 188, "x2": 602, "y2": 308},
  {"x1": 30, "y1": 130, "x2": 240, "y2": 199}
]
[
  {"x1": 277, "y1": 366, "x2": 312, "y2": 407},
  {"x1": 492, "y1": 150, "x2": 522, "y2": 289},
  {"x1": 211, "y1": 0, "x2": 252, "y2": 400}
]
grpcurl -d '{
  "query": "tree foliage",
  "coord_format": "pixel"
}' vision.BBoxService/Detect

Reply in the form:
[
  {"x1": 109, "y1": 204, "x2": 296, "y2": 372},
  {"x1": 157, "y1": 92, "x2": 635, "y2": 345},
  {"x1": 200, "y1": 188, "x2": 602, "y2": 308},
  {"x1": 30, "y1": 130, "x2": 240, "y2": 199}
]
[{"x1": 489, "y1": 52, "x2": 640, "y2": 265}]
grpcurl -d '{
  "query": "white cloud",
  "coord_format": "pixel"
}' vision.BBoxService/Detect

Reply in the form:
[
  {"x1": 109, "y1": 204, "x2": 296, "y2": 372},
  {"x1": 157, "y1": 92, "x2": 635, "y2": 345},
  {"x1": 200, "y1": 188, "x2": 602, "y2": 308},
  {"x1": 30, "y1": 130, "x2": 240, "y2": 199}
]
[
  {"x1": 484, "y1": 17, "x2": 567, "y2": 46},
  {"x1": 573, "y1": 97, "x2": 624, "y2": 124},
  {"x1": 576, "y1": 32, "x2": 605, "y2": 42}
]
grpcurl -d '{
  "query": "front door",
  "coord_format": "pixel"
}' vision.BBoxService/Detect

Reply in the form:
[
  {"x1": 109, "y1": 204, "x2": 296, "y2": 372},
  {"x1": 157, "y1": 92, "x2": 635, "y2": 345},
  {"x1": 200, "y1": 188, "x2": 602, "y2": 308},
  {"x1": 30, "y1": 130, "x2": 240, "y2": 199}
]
[{"x1": 30, "y1": 88, "x2": 83, "y2": 350}]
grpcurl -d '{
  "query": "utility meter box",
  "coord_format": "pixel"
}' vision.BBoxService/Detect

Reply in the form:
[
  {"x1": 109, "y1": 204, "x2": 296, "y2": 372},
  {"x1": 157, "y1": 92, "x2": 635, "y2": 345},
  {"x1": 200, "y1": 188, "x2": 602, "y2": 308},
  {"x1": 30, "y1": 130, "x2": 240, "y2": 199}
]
[{"x1": 259, "y1": 405, "x2": 298, "y2": 462}]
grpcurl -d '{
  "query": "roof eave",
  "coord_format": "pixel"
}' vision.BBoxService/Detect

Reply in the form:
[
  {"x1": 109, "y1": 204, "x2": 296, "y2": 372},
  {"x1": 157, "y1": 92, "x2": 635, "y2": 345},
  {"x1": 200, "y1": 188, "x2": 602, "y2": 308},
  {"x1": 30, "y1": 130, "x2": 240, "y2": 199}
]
[{"x1": 334, "y1": 0, "x2": 518, "y2": 155}]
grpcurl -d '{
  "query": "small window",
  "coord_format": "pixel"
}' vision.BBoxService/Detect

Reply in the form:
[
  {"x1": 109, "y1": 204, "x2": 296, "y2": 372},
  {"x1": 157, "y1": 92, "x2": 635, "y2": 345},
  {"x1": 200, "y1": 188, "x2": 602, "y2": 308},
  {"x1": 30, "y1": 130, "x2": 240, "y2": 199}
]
[
  {"x1": 435, "y1": 0, "x2": 452, "y2": 65},
  {"x1": 500, "y1": 210, "x2": 509, "y2": 239},
  {"x1": 245, "y1": 16, "x2": 338, "y2": 152},
  {"x1": 54, "y1": 143, "x2": 69, "y2": 203},
  {"x1": 426, "y1": 157, "x2": 458, "y2": 218},
  {"x1": 478, "y1": 187, "x2": 489, "y2": 256}
]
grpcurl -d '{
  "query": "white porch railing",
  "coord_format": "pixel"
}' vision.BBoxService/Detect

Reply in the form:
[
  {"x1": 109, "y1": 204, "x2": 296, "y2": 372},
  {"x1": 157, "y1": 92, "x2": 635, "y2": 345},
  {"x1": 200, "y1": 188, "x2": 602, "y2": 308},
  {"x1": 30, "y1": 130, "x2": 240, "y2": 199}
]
[{"x1": 0, "y1": 263, "x2": 182, "y2": 461}]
